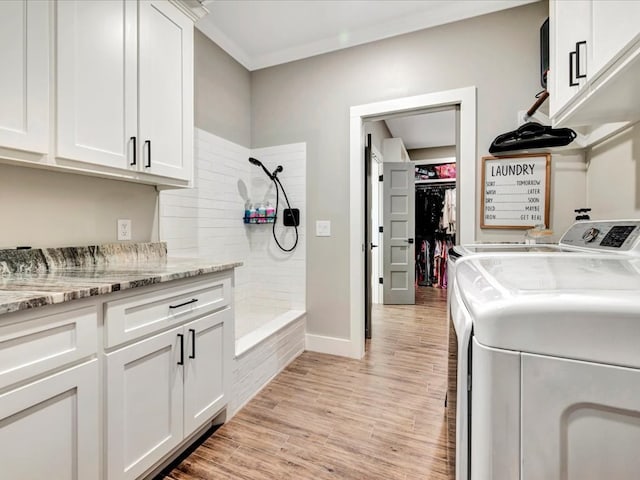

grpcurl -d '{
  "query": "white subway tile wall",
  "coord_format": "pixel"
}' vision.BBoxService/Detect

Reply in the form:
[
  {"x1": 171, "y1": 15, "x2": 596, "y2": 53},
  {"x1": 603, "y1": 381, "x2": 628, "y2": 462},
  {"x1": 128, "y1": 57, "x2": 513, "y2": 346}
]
[
  {"x1": 230, "y1": 315, "x2": 305, "y2": 416},
  {"x1": 159, "y1": 129, "x2": 306, "y2": 340}
]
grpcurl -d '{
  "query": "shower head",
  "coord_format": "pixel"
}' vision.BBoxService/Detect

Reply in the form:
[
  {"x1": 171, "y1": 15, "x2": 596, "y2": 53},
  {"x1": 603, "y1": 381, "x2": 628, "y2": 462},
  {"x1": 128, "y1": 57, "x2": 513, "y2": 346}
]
[
  {"x1": 248, "y1": 157, "x2": 284, "y2": 180},
  {"x1": 248, "y1": 156, "x2": 273, "y2": 179}
]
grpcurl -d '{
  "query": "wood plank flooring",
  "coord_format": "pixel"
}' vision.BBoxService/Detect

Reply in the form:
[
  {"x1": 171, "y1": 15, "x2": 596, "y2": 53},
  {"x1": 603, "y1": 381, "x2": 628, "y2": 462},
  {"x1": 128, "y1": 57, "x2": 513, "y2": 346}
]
[{"x1": 161, "y1": 286, "x2": 453, "y2": 480}]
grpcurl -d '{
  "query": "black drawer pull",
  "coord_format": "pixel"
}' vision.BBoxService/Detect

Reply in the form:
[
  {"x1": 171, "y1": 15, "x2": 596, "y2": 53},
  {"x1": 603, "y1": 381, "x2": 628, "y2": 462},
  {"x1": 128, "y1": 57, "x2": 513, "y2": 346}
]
[
  {"x1": 144, "y1": 139, "x2": 151, "y2": 168},
  {"x1": 169, "y1": 298, "x2": 198, "y2": 309},
  {"x1": 177, "y1": 333, "x2": 184, "y2": 365},
  {"x1": 130, "y1": 136, "x2": 137, "y2": 166},
  {"x1": 569, "y1": 50, "x2": 578, "y2": 87},
  {"x1": 189, "y1": 329, "x2": 196, "y2": 359}
]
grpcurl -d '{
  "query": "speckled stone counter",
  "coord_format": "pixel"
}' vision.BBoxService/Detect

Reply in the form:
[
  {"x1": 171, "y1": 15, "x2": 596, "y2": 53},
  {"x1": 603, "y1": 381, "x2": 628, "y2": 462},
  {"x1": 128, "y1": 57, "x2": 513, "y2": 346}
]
[{"x1": 0, "y1": 242, "x2": 241, "y2": 315}]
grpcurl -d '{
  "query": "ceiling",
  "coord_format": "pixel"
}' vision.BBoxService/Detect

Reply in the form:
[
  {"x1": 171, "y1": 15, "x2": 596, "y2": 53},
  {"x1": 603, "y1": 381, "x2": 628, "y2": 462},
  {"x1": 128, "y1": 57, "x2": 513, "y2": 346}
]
[
  {"x1": 385, "y1": 109, "x2": 456, "y2": 150},
  {"x1": 196, "y1": 0, "x2": 539, "y2": 71}
]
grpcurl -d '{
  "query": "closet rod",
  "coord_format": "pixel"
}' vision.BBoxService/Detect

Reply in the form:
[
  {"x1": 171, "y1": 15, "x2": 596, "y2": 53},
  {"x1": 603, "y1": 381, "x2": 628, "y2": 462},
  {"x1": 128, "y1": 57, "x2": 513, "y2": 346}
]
[{"x1": 416, "y1": 182, "x2": 456, "y2": 190}]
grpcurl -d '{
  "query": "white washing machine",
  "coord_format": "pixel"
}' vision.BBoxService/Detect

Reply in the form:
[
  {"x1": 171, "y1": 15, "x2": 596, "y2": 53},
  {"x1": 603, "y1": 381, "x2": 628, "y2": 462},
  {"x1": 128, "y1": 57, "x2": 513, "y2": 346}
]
[{"x1": 448, "y1": 220, "x2": 640, "y2": 480}]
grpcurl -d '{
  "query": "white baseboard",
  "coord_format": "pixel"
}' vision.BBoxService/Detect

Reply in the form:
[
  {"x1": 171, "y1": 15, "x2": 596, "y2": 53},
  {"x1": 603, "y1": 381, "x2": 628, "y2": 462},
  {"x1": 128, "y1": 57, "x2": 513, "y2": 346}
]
[{"x1": 305, "y1": 333, "x2": 361, "y2": 359}]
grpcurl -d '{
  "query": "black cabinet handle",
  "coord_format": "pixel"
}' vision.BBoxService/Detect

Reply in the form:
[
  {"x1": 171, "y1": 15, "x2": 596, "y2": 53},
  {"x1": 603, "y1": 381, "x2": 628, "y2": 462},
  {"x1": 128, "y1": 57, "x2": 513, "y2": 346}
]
[
  {"x1": 177, "y1": 333, "x2": 184, "y2": 365},
  {"x1": 569, "y1": 50, "x2": 579, "y2": 86},
  {"x1": 169, "y1": 298, "x2": 198, "y2": 309},
  {"x1": 189, "y1": 329, "x2": 196, "y2": 359},
  {"x1": 130, "y1": 136, "x2": 137, "y2": 166},
  {"x1": 144, "y1": 140, "x2": 151, "y2": 168},
  {"x1": 575, "y1": 40, "x2": 587, "y2": 79}
]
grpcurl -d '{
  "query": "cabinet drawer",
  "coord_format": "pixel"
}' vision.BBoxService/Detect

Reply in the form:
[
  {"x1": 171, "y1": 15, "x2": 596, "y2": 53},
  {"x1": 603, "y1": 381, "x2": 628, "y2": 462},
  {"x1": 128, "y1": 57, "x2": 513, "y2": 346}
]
[
  {"x1": 104, "y1": 276, "x2": 231, "y2": 348},
  {"x1": 0, "y1": 305, "x2": 98, "y2": 391}
]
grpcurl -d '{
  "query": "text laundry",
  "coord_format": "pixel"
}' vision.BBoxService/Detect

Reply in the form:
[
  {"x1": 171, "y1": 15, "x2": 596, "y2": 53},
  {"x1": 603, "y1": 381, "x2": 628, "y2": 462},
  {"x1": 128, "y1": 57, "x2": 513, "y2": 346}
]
[{"x1": 491, "y1": 164, "x2": 535, "y2": 176}]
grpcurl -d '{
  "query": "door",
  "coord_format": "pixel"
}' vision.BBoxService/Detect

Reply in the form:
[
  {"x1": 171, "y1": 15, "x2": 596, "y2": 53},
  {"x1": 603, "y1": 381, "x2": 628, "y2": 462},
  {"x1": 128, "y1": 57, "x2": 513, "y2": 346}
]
[
  {"x1": 0, "y1": 360, "x2": 99, "y2": 479},
  {"x1": 549, "y1": 0, "x2": 591, "y2": 117},
  {"x1": 364, "y1": 134, "x2": 373, "y2": 339},
  {"x1": 56, "y1": 0, "x2": 137, "y2": 168},
  {"x1": 106, "y1": 327, "x2": 184, "y2": 480},
  {"x1": 522, "y1": 353, "x2": 640, "y2": 480},
  {"x1": 0, "y1": 0, "x2": 48, "y2": 153},
  {"x1": 183, "y1": 309, "x2": 228, "y2": 434},
  {"x1": 382, "y1": 162, "x2": 415, "y2": 304},
  {"x1": 591, "y1": 1, "x2": 640, "y2": 76},
  {"x1": 138, "y1": 0, "x2": 193, "y2": 180}
]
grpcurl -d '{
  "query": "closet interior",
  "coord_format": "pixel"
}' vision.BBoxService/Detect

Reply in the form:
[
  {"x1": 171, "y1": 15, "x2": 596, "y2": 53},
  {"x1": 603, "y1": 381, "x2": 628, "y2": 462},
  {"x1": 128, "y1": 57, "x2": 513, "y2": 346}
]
[{"x1": 415, "y1": 161, "x2": 456, "y2": 288}]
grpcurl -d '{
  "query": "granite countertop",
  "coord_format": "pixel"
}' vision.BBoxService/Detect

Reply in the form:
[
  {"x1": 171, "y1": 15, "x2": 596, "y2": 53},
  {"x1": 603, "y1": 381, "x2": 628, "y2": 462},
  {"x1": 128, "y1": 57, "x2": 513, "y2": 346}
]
[{"x1": 0, "y1": 242, "x2": 241, "y2": 316}]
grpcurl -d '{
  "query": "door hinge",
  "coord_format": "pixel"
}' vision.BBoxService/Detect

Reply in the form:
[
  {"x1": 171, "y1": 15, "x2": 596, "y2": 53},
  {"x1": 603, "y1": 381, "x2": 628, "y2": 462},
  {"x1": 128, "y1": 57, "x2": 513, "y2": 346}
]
[
  {"x1": 378, "y1": 277, "x2": 383, "y2": 284},
  {"x1": 378, "y1": 174, "x2": 383, "y2": 182},
  {"x1": 378, "y1": 226, "x2": 383, "y2": 233},
  {"x1": 467, "y1": 374, "x2": 472, "y2": 391}
]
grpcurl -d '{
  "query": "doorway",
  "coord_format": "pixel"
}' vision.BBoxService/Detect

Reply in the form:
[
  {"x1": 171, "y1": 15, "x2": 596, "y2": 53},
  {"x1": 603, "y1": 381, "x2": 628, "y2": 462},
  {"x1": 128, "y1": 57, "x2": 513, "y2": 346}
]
[
  {"x1": 366, "y1": 108, "x2": 458, "y2": 309},
  {"x1": 348, "y1": 87, "x2": 477, "y2": 359}
]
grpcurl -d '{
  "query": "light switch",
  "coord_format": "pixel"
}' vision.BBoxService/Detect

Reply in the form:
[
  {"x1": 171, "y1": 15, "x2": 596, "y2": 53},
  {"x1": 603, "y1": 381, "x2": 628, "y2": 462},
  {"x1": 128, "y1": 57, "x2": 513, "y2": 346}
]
[{"x1": 316, "y1": 220, "x2": 331, "y2": 237}]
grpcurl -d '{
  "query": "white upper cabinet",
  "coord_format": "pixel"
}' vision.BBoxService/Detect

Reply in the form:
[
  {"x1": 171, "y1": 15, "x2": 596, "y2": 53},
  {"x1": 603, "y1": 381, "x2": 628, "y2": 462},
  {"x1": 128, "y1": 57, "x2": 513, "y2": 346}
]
[
  {"x1": 56, "y1": 0, "x2": 194, "y2": 183},
  {"x1": 56, "y1": 0, "x2": 137, "y2": 170},
  {"x1": 139, "y1": 0, "x2": 193, "y2": 180},
  {"x1": 550, "y1": 0, "x2": 640, "y2": 128},
  {"x1": 548, "y1": 0, "x2": 591, "y2": 118},
  {"x1": 591, "y1": 1, "x2": 640, "y2": 76},
  {"x1": 0, "y1": 1, "x2": 49, "y2": 154}
]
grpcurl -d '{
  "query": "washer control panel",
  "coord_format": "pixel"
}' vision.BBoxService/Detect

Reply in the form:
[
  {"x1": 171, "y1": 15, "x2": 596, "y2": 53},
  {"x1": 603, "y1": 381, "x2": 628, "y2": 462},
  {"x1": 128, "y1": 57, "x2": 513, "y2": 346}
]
[{"x1": 560, "y1": 220, "x2": 640, "y2": 254}]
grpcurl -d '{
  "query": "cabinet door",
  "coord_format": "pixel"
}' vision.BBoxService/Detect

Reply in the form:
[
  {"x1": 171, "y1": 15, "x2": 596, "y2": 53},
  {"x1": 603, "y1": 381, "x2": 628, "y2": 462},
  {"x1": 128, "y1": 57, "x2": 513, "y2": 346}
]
[
  {"x1": 138, "y1": 0, "x2": 193, "y2": 181},
  {"x1": 549, "y1": 0, "x2": 591, "y2": 117},
  {"x1": 591, "y1": 1, "x2": 640, "y2": 76},
  {"x1": 106, "y1": 327, "x2": 184, "y2": 480},
  {"x1": 522, "y1": 353, "x2": 640, "y2": 480},
  {"x1": 56, "y1": 0, "x2": 137, "y2": 169},
  {"x1": 183, "y1": 308, "x2": 230, "y2": 435},
  {"x1": 0, "y1": 360, "x2": 99, "y2": 480},
  {"x1": 0, "y1": 0, "x2": 48, "y2": 153}
]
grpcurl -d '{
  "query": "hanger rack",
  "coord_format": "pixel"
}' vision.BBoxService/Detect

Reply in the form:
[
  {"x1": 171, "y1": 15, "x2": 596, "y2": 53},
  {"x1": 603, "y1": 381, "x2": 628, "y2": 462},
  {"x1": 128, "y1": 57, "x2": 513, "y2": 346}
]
[{"x1": 416, "y1": 181, "x2": 456, "y2": 190}]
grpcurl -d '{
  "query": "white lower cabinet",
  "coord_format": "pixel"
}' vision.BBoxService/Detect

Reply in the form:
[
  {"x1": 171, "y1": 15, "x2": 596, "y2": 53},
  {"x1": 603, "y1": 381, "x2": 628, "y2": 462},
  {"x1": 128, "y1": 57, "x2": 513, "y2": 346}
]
[
  {"x1": 183, "y1": 309, "x2": 229, "y2": 434},
  {"x1": 107, "y1": 307, "x2": 231, "y2": 480},
  {"x1": 0, "y1": 359, "x2": 99, "y2": 479},
  {"x1": 106, "y1": 325, "x2": 184, "y2": 480}
]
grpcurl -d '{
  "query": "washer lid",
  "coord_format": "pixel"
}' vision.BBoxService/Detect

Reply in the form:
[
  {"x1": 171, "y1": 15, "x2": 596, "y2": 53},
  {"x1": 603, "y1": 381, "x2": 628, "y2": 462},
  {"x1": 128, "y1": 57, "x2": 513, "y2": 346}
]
[{"x1": 456, "y1": 254, "x2": 640, "y2": 367}]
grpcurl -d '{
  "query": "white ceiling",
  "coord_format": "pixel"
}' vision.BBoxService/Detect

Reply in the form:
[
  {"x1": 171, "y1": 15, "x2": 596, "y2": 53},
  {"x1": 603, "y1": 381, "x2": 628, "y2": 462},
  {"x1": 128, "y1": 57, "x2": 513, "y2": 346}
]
[
  {"x1": 385, "y1": 110, "x2": 456, "y2": 150},
  {"x1": 196, "y1": 0, "x2": 539, "y2": 71}
]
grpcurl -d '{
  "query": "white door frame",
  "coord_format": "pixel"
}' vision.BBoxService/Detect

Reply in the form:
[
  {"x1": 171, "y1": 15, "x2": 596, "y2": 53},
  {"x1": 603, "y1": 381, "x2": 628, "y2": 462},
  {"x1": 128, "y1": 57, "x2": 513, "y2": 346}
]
[{"x1": 348, "y1": 87, "x2": 477, "y2": 359}]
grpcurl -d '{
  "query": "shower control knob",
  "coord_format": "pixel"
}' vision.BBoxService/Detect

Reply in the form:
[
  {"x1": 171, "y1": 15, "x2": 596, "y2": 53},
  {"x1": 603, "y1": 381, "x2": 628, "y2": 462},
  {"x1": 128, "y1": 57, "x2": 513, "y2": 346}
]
[{"x1": 582, "y1": 227, "x2": 600, "y2": 243}]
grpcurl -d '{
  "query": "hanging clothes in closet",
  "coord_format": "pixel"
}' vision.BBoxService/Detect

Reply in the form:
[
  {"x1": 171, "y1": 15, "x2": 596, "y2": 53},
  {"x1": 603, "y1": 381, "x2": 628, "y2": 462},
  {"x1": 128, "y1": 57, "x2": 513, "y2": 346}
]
[{"x1": 415, "y1": 183, "x2": 456, "y2": 288}]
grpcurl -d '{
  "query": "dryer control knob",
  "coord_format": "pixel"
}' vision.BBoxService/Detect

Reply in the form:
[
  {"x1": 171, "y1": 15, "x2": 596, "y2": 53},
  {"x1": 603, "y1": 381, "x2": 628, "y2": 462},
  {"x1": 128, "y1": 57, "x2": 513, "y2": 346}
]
[{"x1": 582, "y1": 227, "x2": 600, "y2": 243}]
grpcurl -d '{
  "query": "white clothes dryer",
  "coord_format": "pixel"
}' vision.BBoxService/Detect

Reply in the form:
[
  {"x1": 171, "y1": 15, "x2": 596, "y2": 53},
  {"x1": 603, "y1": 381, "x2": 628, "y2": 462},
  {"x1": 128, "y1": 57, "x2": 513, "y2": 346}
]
[{"x1": 447, "y1": 220, "x2": 640, "y2": 480}]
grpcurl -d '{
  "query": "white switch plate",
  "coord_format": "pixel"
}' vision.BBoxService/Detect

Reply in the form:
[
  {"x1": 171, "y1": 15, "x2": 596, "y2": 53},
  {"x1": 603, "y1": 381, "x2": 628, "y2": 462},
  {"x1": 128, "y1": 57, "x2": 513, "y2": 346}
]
[
  {"x1": 117, "y1": 219, "x2": 132, "y2": 240},
  {"x1": 316, "y1": 220, "x2": 331, "y2": 237}
]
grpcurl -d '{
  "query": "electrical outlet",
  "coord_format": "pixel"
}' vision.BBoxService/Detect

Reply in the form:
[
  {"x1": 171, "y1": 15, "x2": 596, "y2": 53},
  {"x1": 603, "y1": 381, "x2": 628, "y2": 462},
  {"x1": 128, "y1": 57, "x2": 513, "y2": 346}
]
[
  {"x1": 117, "y1": 219, "x2": 132, "y2": 241},
  {"x1": 316, "y1": 220, "x2": 331, "y2": 237}
]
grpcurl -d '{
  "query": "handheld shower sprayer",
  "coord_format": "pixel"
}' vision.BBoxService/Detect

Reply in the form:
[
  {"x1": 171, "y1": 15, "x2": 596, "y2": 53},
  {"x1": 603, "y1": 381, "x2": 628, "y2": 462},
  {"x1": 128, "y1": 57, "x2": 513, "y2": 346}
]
[
  {"x1": 248, "y1": 157, "x2": 274, "y2": 179},
  {"x1": 247, "y1": 157, "x2": 299, "y2": 252}
]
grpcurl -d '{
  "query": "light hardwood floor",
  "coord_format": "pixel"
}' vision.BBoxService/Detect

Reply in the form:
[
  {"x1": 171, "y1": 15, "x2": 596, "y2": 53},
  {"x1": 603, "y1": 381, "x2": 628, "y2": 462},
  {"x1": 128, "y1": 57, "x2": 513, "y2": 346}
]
[{"x1": 161, "y1": 286, "x2": 453, "y2": 480}]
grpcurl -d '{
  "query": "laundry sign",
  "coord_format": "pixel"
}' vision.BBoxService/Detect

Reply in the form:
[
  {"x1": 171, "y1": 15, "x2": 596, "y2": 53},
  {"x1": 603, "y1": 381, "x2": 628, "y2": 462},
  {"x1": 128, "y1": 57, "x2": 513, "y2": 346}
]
[{"x1": 481, "y1": 153, "x2": 551, "y2": 229}]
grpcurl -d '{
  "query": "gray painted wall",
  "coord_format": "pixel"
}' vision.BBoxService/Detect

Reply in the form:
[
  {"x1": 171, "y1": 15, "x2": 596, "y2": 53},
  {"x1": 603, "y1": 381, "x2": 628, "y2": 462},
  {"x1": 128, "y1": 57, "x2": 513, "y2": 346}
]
[
  {"x1": 364, "y1": 120, "x2": 392, "y2": 155},
  {"x1": 587, "y1": 122, "x2": 640, "y2": 219},
  {"x1": 194, "y1": 29, "x2": 251, "y2": 147},
  {"x1": 0, "y1": 164, "x2": 158, "y2": 248},
  {"x1": 250, "y1": 2, "x2": 550, "y2": 340}
]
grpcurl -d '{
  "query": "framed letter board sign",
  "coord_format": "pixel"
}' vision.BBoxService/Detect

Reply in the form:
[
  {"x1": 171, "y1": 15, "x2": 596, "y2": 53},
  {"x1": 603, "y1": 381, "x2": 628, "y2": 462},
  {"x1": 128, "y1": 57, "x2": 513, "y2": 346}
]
[{"x1": 481, "y1": 153, "x2": 551, "y2": 229}]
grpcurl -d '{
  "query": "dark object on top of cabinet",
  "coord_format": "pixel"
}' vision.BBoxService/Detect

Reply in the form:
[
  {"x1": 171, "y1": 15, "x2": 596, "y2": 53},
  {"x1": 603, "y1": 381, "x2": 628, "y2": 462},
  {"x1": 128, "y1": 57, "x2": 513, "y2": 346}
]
[
  {"x1": 540, "y1": 17, "x2": 549, "y2": 88},
  {"x1": 489, "y1": 122, "x2": 577, "y2": 153}
]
